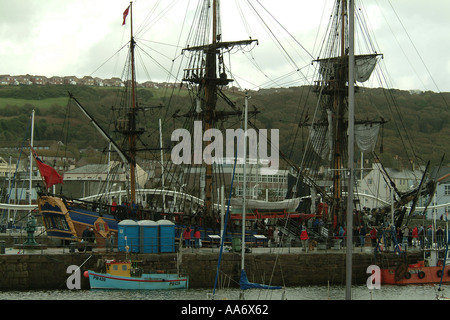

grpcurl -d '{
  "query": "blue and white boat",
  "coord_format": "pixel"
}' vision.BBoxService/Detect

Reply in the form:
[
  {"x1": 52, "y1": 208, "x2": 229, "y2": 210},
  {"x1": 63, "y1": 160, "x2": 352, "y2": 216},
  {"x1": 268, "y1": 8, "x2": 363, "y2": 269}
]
[{"x1": 85, "y1": 260, "x2": 188, "y2": 290}]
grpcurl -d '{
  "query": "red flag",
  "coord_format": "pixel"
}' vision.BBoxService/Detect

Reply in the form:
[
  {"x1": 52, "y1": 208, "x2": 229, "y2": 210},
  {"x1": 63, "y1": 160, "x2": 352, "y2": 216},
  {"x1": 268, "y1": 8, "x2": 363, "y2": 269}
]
[
  {"x1": 122, "y1": 5, "x2": 130, "y2": 26},
  {"x1": 31, "y1": 148, "x2": 63, "y2": 189}
]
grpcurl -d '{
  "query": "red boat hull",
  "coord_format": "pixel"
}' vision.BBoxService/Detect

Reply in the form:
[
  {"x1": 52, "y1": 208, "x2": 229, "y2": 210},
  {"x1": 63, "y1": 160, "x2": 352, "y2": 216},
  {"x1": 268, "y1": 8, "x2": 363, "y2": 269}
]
[{"x1": 381, "y1": 261, "x2": 450, "y2": 285}]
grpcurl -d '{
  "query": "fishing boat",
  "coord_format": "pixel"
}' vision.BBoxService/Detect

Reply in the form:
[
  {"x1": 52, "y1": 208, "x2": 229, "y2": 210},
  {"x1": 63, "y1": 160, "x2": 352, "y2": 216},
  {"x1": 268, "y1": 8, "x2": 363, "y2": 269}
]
[
  {"x1": 436, "y1": 231, "x2": 450, "y2": 299},
  {"x1": 85, "y1": 259, "x2": 188, "y2": 290},
  {"x1": 382, "y1": 205, "x2": 450, "y2": 286},
  {"x1": 381, "y1": 248, "x2": 450, "y2": 285}
]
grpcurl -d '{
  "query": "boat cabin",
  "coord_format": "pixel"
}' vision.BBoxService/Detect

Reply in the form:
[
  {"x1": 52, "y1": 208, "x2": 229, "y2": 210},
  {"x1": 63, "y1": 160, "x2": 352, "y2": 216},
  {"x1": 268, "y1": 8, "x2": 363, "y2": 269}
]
[
  {"x1": 105, "y1": 260, "x2": 142, "y2": 277},
  {"x1": 424, "y1": 248, "x2": 450, "y2": 267}
]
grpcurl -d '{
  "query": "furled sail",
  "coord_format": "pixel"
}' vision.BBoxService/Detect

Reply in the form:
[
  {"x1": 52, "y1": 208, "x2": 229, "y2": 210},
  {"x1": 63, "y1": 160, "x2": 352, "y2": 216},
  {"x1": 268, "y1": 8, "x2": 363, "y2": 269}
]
[
  {"x1": 354, "y1": 54, "x2": 380, "y2": 82},
  {"x1": 309, "y1": 122, "x2": 381, "y2": 159},
  {"x1": 354, "y1": 123, "x2": 381, "y2": 153},
  {"x1": 309, "y1": 124, "x2": 330, "y2": 160},
  {"x1": 317, "y1": 54, "x2": 381, "y2": 83}
]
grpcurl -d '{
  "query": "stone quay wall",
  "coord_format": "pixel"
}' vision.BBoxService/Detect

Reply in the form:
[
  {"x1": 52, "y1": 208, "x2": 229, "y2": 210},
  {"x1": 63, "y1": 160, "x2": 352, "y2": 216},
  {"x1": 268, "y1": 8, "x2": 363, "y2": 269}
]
[{"x1": 0, "y1": 250, "x2": 422, "y2": 290}]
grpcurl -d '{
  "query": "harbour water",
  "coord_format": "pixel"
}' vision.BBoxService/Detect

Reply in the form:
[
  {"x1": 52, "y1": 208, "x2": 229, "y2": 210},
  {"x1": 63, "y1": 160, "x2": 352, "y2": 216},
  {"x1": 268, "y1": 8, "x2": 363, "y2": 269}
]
[{"x1": 1, "y1": 284, "x2": 447, "y2": 300}]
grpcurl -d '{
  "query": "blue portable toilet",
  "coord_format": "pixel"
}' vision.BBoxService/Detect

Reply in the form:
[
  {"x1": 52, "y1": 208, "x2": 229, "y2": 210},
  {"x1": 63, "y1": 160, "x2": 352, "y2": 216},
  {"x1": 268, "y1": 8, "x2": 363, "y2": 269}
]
[
  {"x1": 138, "y1": 220, "x2": 158, "y2": 253},
  {"x1": 118, "y1": 220, "x2": 139, "y2": 253},
  {"x1": 157, "y1": 219, "x2": 175, "y2": 253}
]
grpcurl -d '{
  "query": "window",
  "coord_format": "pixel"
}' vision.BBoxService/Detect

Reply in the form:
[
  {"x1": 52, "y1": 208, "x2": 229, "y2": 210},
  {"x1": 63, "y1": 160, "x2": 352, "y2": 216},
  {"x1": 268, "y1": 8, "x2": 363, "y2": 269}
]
[{"x1": 445, "y1": 185, "x2": 450, "y2": 196}]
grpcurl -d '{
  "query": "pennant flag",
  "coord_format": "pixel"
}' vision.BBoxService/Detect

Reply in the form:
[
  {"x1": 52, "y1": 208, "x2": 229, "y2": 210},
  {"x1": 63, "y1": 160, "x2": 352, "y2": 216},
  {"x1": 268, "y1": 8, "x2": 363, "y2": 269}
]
[
  {"x1": 31, "y1": 148, "x2": 63, "y2": 189},
  {"x1": 122, "y1": 5, "x2": 130, "y2": 26}
]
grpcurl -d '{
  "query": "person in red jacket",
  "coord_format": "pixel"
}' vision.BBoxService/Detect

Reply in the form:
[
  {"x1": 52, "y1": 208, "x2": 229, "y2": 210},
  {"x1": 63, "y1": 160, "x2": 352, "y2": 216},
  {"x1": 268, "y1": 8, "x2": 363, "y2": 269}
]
[
  {"x1": 370, "y1": 226, "x2": 377, "y2": 247},
  {"x1": 183, "y1": 227, "x2": 192, "y2": 248},
  {"x1": 412, "y1": 226, "x2": 418, "y2": 247},
  {"x1": 193, "y1": 227, "x2": 201, "y2": 248},
  {"x1": 300, "y1": 222, "x2": 309, "y2": 252}
]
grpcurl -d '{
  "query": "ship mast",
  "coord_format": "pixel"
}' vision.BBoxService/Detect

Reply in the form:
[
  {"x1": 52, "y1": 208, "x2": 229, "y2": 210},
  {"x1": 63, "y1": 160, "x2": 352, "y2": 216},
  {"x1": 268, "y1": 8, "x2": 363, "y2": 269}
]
[
  {"x1": 203, "y1": 0, "x2": 219, "y2": 218},
  {"x1": 309, "y1": 0, "x2": 383, "y2": 227},
  {"x1": 329, "y1": 0, "x2": 349, "y2": 226},
  {"x1": 115, "y1": 1, "x2": 140, "y2": 205},
  {"x1": 129, "y1": 1, "x2": 137, "y2": 205},
  {"x1": 182, "y1": 0, "x2": 257, "y2": 218},
  {"x1": 346, "y1": 0, "x2": 355, "y2": 301}
]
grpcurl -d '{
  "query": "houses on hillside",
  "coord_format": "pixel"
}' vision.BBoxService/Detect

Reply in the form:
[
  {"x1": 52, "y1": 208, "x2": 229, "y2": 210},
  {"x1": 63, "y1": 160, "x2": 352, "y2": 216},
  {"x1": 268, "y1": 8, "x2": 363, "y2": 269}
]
[
  {"x1": 0, "y1": 74, "x2": 112, "y2": 86},
  {"x1": 0, "y1": 74, "x2": 177, "y2": 89}
]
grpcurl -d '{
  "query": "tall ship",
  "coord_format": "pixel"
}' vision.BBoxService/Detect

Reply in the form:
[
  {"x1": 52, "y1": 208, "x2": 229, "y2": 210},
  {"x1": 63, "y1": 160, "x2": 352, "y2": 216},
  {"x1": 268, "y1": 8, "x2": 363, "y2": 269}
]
[
  {"x1": 293, "y1": 0, "x2": 443, "y2": 291},
  {"x1": 36, "y1": 0, "x2": 441, "y2": 268},
  {"x1": 37, "y1": 1, "x2": 305, "y2": 246},
  {"x1": 290, "y1": 0, "x2": 437, "y2": 239}
]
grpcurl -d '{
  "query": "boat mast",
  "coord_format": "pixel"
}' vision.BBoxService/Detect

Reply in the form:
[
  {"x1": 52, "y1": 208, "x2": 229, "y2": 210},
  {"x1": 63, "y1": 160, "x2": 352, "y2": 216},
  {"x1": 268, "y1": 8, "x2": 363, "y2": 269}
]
[
  {"x1": 129, "y1": 1, "x2": 137, "y2": 205},
  {"x1": 203, "y1": 0, "x2": 218, "y2": 218},
  {"x1": 346, "y1": 0, "x2": 355, "y2": 301},
  {"x1": 29, "y1": 109, "x2": 34, "y2": 206},
  {"x1": 181, "y1": 0, "x2": 257, "y2": 219},
  {"x1": 332, "y1": 0, "x2": 348, "y2": 227},
  {"x1": 241, "y1": 92, "x2": 249, "y2": 274}
]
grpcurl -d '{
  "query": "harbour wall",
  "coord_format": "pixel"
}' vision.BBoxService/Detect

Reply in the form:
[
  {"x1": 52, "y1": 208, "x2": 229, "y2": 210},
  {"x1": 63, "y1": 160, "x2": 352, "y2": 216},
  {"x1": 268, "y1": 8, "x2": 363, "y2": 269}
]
[{"x1": 0, "y1": 248, "x2": 423, "y2": 290}]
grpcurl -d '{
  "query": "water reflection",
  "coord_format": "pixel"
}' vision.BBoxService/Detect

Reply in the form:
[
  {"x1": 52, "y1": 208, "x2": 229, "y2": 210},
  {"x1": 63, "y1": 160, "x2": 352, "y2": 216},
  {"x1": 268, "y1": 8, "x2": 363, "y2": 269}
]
[{"x1": 0, "y1": 284, "x2": 447, "y2": 300}]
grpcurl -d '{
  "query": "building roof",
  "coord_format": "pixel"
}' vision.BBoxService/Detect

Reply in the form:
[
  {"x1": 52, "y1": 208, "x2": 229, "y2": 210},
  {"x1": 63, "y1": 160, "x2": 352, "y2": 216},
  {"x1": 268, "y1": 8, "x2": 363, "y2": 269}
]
[
  {"x1": 433, "y1": 167, "x2": 450, "y2": 183},
  {"x1": 65, "y1": 164, "x2": 109, "y2": 174}
]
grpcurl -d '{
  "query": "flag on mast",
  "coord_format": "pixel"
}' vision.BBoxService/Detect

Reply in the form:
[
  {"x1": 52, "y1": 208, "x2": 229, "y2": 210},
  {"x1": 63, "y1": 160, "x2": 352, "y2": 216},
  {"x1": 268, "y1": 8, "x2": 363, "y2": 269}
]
[
  {"x1": 31, "y1": 147, "x2": 63, "y2": 189},
  {"x1": 122, "y1": 5, "x2": 130, "y2": 26}
]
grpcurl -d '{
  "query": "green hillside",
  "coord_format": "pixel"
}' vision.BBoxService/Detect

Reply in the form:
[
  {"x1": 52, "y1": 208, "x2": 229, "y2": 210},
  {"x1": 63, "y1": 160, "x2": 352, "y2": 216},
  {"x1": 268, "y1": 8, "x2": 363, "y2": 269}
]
[{"x1": 0, "y1": 84, "x2": 448, "y2": 169}]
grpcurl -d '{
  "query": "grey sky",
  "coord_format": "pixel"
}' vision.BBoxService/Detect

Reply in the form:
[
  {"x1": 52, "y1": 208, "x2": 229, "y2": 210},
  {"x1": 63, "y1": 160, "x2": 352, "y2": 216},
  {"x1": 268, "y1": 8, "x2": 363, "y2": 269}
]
[{"x1": 0, "y1": 0, "x2": 449, "y2": 92}]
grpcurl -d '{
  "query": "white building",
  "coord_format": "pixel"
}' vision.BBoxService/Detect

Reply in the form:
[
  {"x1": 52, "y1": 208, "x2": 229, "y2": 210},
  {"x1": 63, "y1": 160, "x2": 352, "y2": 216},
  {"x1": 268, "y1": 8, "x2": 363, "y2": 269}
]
[
  {"x1": 429, "y1": 168, "x2": 450, "y2": 220},
  {"x1": 358, "y1": 163, "x2": 425, "y2": 210}
]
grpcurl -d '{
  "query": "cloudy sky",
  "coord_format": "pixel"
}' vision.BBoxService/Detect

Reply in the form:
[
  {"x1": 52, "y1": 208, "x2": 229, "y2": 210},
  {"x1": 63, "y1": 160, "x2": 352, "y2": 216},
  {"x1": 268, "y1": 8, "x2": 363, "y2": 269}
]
[{"x1": 1, "y1": 0, "x2": 449, "y2": 92}]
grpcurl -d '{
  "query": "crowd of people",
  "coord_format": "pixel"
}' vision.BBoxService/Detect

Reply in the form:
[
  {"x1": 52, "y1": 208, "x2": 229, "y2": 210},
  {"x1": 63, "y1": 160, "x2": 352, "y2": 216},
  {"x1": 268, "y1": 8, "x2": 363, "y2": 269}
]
[
  {"x1": 102, "y1": 197, "x2": 449, "y2": 253},
  {"x1": 329, "y1": 221, "x2": 448, "y2": 252}
]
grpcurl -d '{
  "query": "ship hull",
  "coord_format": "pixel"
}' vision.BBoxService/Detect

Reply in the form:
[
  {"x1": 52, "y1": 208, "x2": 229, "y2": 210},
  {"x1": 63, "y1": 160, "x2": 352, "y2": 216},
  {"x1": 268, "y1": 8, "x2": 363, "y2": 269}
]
[
  {"x1": 86, "y1": 271, "x2": 188, "y2": 290},
  {"x1": 381, "y1": 264, "x2": 450, "y2": 285},
  {"x1": 38, "y1": 195, "x2": 118, "y2": 246}
]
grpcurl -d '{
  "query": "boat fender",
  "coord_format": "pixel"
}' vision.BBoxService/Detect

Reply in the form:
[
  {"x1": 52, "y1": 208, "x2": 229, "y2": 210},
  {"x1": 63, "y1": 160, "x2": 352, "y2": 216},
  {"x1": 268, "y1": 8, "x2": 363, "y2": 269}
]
[
  {"x1": 448, "y1": 270, "x2": 450, "y2": 277},
  {"x1": 394, "y1": 264, "x2": 408, "y2": 281},
  {"x1": 437, "y1": 270, "x2": 443, "y2": 278},
  {"x1": 404, "y1": 272, "x2": 411, "y2": 279},
  {"x1": 418, "y1": 271, "x2": 425, "y2": 279}
]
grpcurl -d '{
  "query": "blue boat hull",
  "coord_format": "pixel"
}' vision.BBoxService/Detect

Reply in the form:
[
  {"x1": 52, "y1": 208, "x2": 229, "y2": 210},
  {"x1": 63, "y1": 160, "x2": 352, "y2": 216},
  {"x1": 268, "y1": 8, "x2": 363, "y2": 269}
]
[{"x1": 87, "y1": 271, "x2": 189, "y2": 290}]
